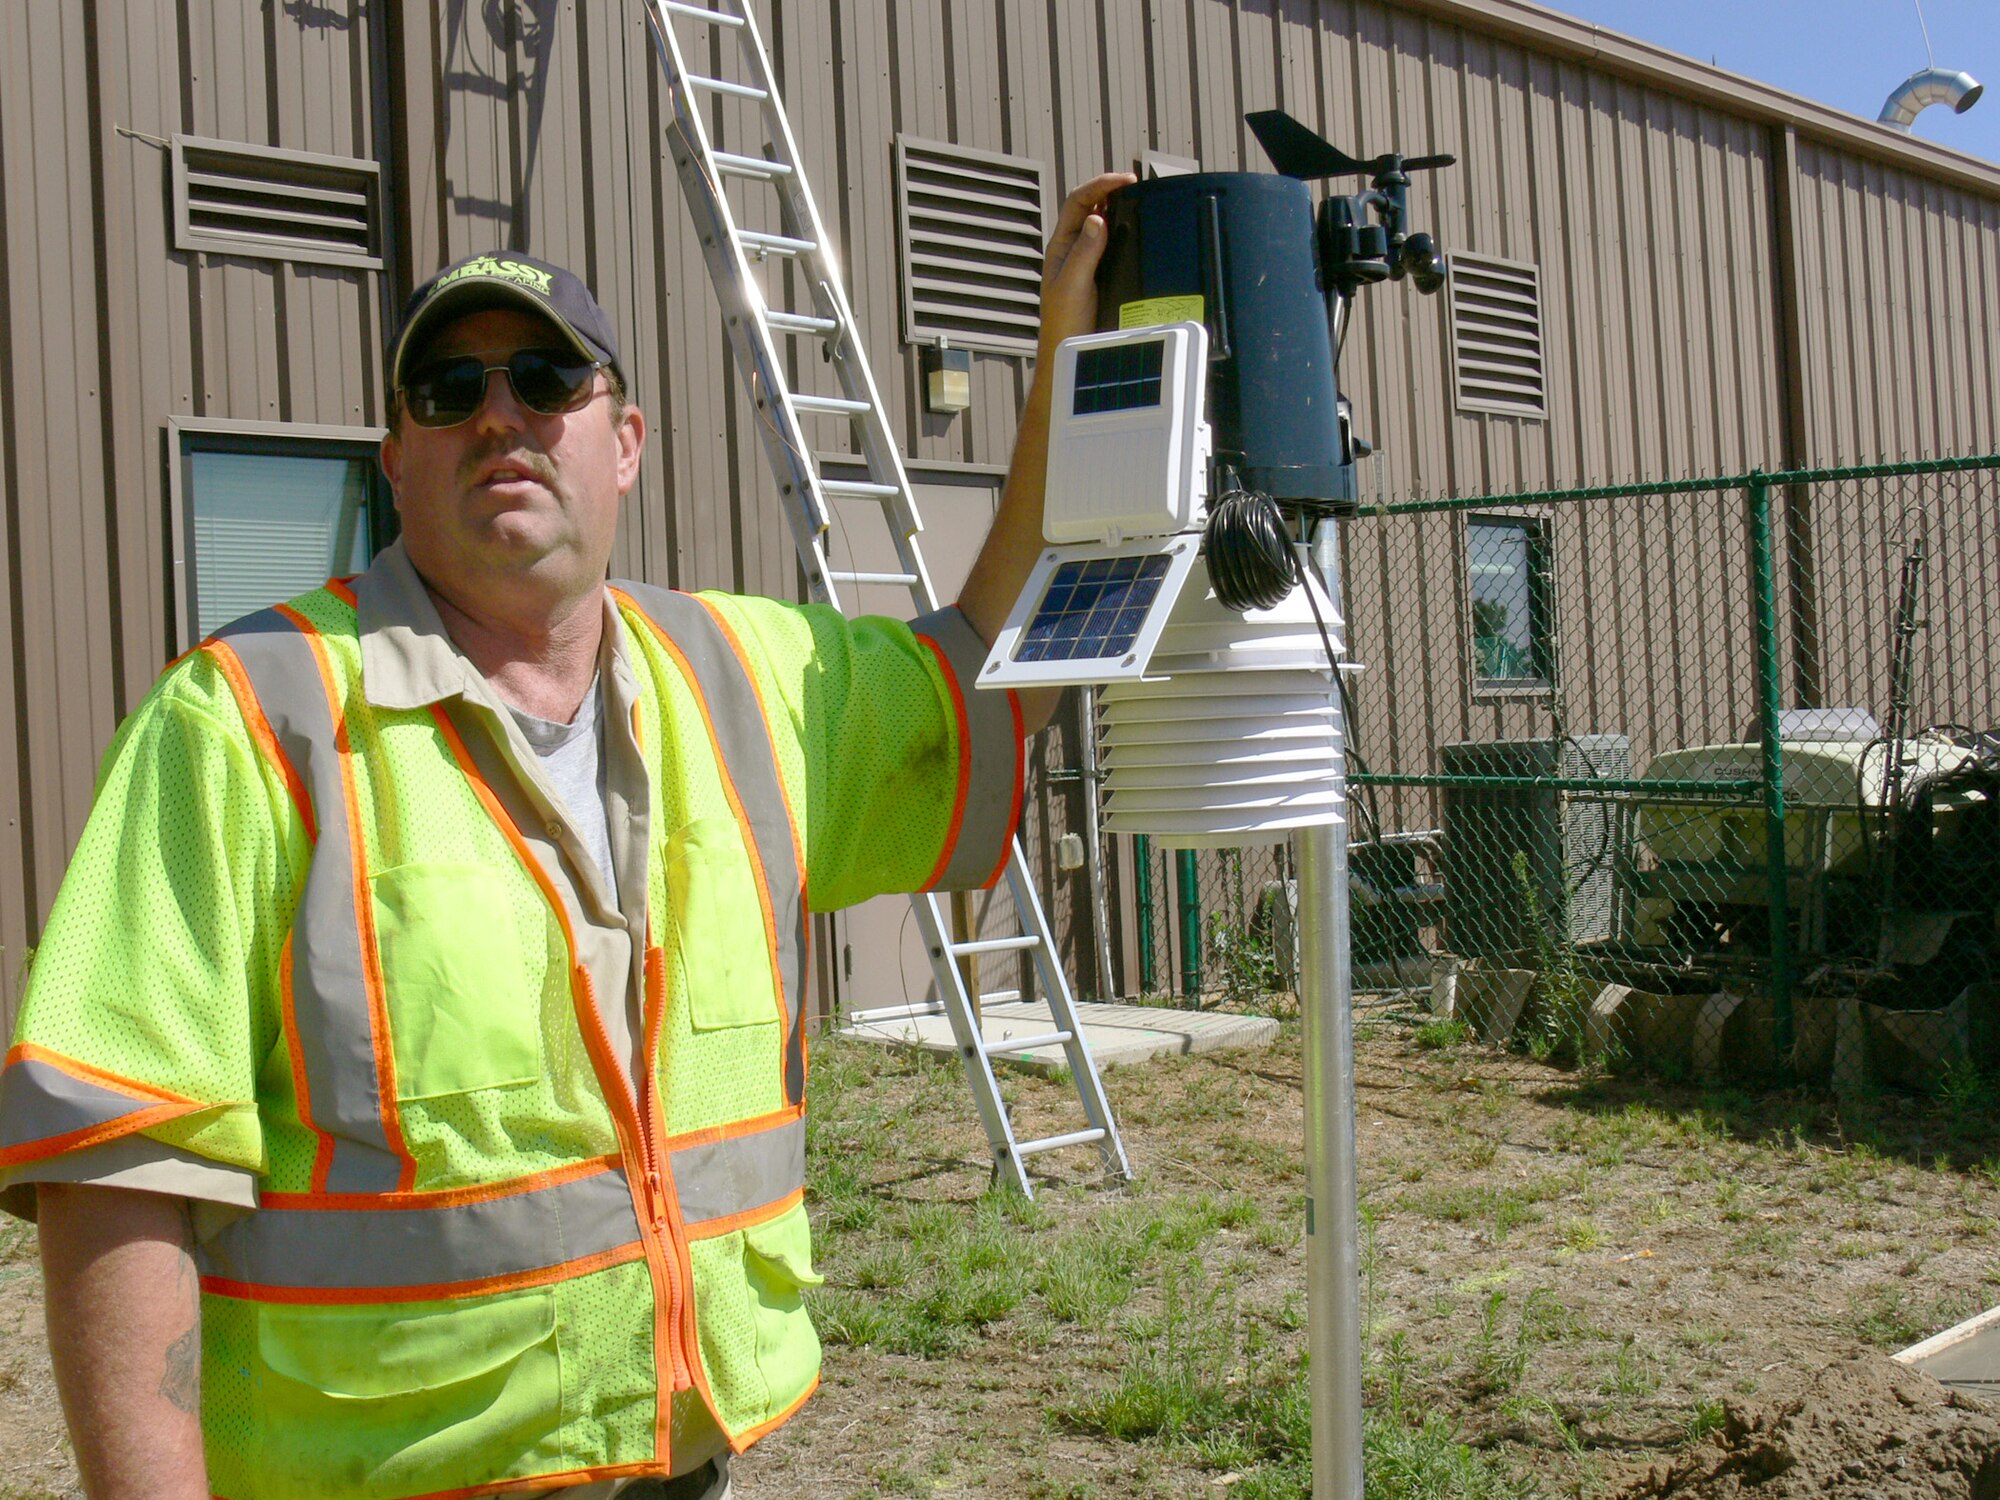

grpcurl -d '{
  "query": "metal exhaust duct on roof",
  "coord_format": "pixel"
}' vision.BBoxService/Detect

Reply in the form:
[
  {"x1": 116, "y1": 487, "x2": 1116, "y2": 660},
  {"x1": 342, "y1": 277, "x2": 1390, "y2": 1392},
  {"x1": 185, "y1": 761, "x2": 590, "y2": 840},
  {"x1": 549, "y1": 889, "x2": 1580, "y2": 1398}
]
[{"x1": 1878, "y1": 67, "x2": 1984, "y2": 130}]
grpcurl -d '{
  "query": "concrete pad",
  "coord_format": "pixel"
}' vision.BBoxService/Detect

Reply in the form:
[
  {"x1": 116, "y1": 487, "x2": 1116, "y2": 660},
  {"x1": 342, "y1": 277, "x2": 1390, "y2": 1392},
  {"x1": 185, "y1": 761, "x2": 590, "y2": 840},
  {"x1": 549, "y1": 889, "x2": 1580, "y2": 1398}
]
[
  {"x1": 837, "y1": 999, "x2": 1281, "y2": 1072},
  {"x1": 1897, "y1": 1304, "x2": 2000, "y2": 1401}
]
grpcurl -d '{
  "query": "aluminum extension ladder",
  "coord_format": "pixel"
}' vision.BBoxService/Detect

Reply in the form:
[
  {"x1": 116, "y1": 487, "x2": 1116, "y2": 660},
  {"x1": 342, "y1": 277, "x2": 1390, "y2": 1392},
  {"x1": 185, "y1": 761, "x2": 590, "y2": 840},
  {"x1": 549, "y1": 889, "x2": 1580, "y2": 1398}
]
[{"x1": 639, "y1": 0, "x2": 1130, "y2": 1197}]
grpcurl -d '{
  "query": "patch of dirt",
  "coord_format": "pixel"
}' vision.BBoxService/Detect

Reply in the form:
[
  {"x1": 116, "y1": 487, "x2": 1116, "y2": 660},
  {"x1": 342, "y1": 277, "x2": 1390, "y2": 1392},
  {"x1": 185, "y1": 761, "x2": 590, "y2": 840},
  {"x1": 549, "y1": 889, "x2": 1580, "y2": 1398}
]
[{"x1": 1609, "y1": 1353, "x2": 2000, "y2": 1498}]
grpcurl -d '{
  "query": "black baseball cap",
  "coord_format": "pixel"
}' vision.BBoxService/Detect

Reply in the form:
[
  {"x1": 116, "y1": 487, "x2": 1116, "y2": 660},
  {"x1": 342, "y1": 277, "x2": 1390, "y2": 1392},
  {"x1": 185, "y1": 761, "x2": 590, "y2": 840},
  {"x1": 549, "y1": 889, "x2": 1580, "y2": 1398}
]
[{"x1": 389, "y1": 251, "x2": 624, "y2": 391}]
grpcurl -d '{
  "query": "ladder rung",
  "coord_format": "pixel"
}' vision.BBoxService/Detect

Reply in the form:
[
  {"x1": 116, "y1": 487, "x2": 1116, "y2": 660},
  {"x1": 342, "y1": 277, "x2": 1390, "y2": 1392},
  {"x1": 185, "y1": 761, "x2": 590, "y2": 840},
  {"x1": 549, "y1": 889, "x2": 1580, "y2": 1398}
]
[
  {"x1": 766, "y1": 310, "x2": 839, "y2": 336},
  {"x1": 1013, "y1": 1127, "x2": 1107, "y2": 1159},
  {"x1": 685, "y1": 72, "x2": 767, "y2": 100},
  {"x1": 979, "y1": 989, "x2": 1022, "y2": 1004},
  {"x1": 846, "y1": 1000, "x2": 945, "y2": 1025},
  {"x1": 714, "y1": 150, "x2": 793, "y2": 180},
  {"x1": 820, "y1": 478, "x2": 901, "y2": 500},
  {"x1": 740, "y1": 229, "x2": 817, "y2": 257},
  {"x1": 983, "y1": 1030, "x2": 1072, "y2": 1055},
  {"x1": 660, "y1": 1, "x2": 744, "y2": 25},
  {"x1": 951, "y1": 935, "x2": 1042, "y2": 957},
  {"x1": 790, "y1": 392, "x2": 872, "y2": 416},
  {"x1": 828, "y1": 570, "x2": 921, "y2": 587}
]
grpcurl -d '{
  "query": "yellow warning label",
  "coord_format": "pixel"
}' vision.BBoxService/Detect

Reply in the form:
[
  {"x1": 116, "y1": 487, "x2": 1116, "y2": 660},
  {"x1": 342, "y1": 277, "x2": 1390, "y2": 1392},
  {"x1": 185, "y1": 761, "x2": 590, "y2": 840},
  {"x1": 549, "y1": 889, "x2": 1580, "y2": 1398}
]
[{"x1": 1118, "y1": 295, "x2": 1205, "y2": 330}]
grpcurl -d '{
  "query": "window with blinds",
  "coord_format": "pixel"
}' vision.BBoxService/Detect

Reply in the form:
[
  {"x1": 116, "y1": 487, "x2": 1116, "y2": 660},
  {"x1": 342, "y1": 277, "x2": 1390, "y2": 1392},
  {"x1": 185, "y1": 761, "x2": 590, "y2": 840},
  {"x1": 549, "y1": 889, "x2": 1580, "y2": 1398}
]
[
  {"x1": 896, "y1": 137, "x2": 1049, "y2": 355},
  {"x1": 172, "y1": 135, "x2": 383, "y2": 270},
  {"x1": 171, "y1": 426, "x2": 394, "y2": 650},
  {"x1": 1448, "y1": 252, "x2": 1547, "y2": 419}
]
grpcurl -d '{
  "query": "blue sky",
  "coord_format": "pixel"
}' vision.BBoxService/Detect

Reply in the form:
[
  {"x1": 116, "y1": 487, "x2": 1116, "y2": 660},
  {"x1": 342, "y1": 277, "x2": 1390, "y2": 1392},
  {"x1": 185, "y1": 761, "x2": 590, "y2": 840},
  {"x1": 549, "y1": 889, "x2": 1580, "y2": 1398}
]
[{"x1": 1540, "y1": 0, "x2": 1999, "y2": 164}]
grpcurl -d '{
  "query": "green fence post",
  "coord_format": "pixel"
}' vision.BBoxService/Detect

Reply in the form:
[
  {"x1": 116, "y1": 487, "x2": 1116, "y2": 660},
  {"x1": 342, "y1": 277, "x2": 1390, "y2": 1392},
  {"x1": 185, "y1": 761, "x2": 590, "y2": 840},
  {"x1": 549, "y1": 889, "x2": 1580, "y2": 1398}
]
[
  {"x1": 1749, "y1": 472, "x2": 1796, "y2": 1064},
  {"x1": 1136, "y1": 834, "x2": 1156, "y2": 994},
  {"x1": 1177, "y1": 849, "x2": 1202, "y2": 1005}
]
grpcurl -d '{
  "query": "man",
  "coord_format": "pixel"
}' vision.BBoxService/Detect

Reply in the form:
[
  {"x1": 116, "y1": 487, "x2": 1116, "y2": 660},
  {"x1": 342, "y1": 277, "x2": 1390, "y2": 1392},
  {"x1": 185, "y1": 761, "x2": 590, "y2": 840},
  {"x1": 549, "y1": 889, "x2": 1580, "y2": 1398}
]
[{"x1": 4, "y1": 171, "x2": 1132, "y2": 1499}]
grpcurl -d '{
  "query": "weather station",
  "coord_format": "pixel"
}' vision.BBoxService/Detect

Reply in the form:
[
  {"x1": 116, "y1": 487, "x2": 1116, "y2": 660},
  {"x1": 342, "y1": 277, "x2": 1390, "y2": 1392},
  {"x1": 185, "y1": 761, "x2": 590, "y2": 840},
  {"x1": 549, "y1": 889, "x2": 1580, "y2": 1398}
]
[{"x1": 978, "y1": 110, "x2": 1454, "y2": 1498}]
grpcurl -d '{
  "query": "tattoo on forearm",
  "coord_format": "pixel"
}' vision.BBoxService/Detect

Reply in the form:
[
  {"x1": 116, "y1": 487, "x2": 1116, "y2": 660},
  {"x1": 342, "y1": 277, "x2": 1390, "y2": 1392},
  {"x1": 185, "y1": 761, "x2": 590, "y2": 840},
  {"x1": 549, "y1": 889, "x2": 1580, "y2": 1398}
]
[
  {"x1": 159, "y1": 1201, "x2": 201, "y2": 1415},
  {"x1": 160, "y1": 1324, "x2": 201, "y2": 1414}
]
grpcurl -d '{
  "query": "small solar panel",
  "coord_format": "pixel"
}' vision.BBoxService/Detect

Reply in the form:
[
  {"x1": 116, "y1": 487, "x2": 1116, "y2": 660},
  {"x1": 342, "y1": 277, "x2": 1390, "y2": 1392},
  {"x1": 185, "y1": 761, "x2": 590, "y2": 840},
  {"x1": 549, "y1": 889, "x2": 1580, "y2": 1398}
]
[
  {"x1": 1013, "y1": 554, "x2": 1174, "y2": 663},
  {"x1": 1072, "y1": 339, "x2": 1165, "y2": 415}
]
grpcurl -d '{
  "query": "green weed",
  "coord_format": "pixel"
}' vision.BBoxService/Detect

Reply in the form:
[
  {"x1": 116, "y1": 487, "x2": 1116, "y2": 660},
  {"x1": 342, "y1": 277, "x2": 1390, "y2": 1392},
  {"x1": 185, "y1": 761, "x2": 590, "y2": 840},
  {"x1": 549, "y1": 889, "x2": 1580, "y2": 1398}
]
[
  {"x1": 1845, "y1": 1283, "x2": 1977, "y2": 1348},
  {"x1": 1559, "y1": 1217, "x2": 1606, "y2": 1253},
  {"x1": 1679, "y1": 1398, "x2": 1727, "y2": 1447},
  {"x1": 1413, "y1": 1016, "x2": 1472, "y2": 1051}
]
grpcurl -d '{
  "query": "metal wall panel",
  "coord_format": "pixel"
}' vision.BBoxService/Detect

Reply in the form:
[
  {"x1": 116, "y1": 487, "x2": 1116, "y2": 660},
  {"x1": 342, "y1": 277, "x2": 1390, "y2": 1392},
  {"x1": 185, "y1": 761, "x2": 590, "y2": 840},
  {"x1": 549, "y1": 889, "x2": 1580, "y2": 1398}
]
[
  {"x1": 1790, "y1": 138, "x2": 2000, "y2": 463},
  {"x1": 0, "y1": 0, "x2": 386, "y2": 1022},
  {"x1": 3, "y1": 3, "x2": 124, "y2": 1022}
]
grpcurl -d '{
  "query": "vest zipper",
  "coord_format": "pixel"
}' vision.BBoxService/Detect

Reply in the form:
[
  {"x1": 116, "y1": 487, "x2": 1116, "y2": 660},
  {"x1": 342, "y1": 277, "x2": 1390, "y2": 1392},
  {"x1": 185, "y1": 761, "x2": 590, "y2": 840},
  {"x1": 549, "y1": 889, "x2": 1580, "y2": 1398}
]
[
  {"x1": 574, "y1": 963, "x2": 690, "y2": 1402},
  {"x1": 639, "y1": 945, "x2": 698, "y2": 1394}
]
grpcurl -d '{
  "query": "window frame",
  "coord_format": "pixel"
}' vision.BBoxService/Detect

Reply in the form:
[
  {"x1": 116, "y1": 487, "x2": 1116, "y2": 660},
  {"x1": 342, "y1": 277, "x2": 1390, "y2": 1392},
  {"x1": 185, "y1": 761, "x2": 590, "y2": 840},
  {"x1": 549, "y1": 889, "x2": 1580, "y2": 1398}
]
[
  {"x1": 1463, "y1": 511, "x2": 1557, "y2": 699},
  {"x1": 166, "y1": 416, "x2": 394, "y2": 655}
]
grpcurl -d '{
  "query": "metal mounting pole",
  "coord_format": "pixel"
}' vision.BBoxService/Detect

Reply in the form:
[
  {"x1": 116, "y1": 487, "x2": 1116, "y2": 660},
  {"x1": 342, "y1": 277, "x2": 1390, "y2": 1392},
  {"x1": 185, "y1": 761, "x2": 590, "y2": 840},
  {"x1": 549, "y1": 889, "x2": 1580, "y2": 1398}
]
[{"x1": 1300, "y1": 518, "x2": 1364, "y2": 1499}]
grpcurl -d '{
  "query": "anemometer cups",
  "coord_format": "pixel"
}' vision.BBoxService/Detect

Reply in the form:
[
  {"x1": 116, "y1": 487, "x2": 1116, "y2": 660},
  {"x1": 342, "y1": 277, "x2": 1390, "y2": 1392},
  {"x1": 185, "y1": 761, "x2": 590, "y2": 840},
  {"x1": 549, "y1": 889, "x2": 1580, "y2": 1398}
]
[{"x1": 1395, "y1": 232, "x2": 1449, "y2": 295}]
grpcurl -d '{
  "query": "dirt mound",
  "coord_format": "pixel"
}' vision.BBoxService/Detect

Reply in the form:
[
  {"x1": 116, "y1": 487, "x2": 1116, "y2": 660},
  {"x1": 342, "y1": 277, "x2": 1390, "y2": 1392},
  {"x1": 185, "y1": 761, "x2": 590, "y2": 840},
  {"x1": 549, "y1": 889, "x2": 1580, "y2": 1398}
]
[{"x1": 1611, "y1": 1353, "x2": 2000, "y2": 1499}]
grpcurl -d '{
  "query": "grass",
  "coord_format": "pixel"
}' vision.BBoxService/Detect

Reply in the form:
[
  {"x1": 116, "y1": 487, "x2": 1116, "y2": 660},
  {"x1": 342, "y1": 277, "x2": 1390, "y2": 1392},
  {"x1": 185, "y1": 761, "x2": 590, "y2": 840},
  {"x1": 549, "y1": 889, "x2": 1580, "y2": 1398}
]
[
  {"x1": 1052, "y1": 1262, "x2": 1531, "y2": 1500},
  {"x1": 729, "y1": 1001, "x2": 2000, "y2": 1498},
  {"x1": 1844, "y1": 1282, "x2": 1979, "y2": 1349}
]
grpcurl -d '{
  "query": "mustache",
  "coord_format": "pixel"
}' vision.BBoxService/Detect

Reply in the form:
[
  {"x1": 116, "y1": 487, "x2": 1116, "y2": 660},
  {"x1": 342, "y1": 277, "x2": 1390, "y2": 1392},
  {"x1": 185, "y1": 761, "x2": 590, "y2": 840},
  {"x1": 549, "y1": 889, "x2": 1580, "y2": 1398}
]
[{"x1": 459, "y1": 437, "x2": 557, "y2": 487}]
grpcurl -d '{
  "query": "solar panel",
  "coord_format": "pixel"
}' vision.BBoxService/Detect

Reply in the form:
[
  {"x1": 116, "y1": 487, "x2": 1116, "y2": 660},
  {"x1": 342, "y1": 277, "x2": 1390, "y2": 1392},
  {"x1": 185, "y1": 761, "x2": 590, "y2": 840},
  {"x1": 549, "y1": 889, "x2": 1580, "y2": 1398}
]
[
  {"x1": 1072, "y1": 338, "x2": 1165, "y2": 415},
  {"x1": 980, "y1": 539, "x2": 1202, "y2": 689},
  {"x1": 1013, "y1": 554, "x2": 1174, "y2": 663}
]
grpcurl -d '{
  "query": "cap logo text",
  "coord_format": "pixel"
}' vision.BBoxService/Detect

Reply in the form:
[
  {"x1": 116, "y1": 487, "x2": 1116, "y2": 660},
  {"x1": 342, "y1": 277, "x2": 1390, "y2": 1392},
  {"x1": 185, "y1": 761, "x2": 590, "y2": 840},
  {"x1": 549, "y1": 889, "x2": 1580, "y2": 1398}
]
[{"x1": 431, "y1": 255, "x2": 554, "y2": 298}]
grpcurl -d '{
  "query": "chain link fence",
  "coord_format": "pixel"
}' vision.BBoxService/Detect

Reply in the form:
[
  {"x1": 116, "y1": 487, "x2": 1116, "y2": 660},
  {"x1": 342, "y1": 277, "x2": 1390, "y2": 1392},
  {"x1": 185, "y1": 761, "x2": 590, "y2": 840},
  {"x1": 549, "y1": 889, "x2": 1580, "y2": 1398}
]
[{"x1": 1119, "y1": 456, "x2": 2000, "y2": 1091}]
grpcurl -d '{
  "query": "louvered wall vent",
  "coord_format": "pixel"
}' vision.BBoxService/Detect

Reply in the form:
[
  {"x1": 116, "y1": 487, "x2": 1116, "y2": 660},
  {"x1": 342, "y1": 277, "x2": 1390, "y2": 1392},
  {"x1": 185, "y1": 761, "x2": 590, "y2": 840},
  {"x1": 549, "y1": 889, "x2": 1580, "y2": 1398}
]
[
  {"x1": 1448, "y1": 252, "x2": 1546, "y2": 418},
  {"x1": 897, "y1": 137, "x2": 1048, "y2": 355},
  {"x1": 172, "y1": 135, "x2": 382, "y2": 271}
]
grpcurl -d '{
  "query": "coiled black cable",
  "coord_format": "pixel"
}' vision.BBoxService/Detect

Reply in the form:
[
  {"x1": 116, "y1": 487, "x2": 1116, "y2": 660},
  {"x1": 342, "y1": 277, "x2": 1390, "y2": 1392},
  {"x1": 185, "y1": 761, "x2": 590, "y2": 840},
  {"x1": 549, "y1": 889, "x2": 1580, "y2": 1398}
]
[{"x1": 1202, "y1": 483, "x2": 1299, "y2": 612}]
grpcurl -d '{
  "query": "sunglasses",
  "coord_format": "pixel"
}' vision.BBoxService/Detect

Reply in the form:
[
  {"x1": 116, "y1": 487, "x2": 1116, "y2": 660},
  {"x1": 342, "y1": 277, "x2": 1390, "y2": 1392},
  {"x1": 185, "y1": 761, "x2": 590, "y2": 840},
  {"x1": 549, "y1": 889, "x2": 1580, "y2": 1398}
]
[{"x1": 399, "y1": 349, "x2": 605, "y2": 428}]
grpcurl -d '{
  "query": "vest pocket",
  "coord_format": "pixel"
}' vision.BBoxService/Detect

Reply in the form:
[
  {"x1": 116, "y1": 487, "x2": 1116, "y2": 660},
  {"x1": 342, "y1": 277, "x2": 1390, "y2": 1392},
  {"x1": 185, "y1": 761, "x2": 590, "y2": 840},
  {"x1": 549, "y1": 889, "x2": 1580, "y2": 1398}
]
[
  {"x1": 690, "y1": 1199, "x2": 824, "y2": 1435},
  {"x1": 253, "y1": 1291, "x2": 562, "y2": 1496},
  {"x1": 666, "y1": 817, "x2": 780, "y2": 1031},
  {"x1": 371, "y1": 862, "x2": 541, "y2": 1099}
]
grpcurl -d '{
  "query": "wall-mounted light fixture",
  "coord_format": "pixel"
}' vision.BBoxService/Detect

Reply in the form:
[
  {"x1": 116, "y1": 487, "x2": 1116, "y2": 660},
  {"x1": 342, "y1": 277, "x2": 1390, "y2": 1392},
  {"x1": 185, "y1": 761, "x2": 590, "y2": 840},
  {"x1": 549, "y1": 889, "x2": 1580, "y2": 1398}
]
[{"x1": 922, "y1": 340, "x2": 972, "y2": 415}]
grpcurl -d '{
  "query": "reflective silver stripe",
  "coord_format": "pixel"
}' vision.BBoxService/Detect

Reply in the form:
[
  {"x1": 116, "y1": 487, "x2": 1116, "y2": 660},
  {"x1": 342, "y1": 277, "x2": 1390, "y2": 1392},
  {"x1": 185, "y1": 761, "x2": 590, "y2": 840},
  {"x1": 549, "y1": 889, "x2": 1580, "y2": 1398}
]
[
  {"x1": 912, "y1": 605, "x2": 1022, "y2": 890},
  {"x1": 209, "y1": 606, "x2": 403, "y2": 1194},
  {"x1": 614, "y1": 583, "x2": 809, "y2": 1106},
  {"x1": 0, "y1": 1056, "x2": 187, "y2": 1154},
  {"x1": 671, "y1": 1114, "x2": 806, "y2": 1230},
  {"x1": 196, "y1": 1164, "x2": 642, "y2": 1292}
]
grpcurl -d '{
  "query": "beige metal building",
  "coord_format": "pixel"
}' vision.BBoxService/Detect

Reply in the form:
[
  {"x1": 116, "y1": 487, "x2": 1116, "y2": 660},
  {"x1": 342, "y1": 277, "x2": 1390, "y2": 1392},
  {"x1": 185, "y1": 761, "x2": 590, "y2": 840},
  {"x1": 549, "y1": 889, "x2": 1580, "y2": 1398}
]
[{"x1": 3, "y1": 0, "x2": 1997, "y2": 1021}]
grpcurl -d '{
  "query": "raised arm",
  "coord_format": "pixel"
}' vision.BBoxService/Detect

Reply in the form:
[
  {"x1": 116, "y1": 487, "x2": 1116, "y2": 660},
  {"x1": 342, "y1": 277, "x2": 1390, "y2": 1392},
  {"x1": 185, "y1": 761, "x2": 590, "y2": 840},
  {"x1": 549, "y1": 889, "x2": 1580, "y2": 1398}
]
[
  {"x1": 40, "y1": 1184, "x2": 211, "y2": 1500},
  {"x1": 956, "y1": 171, "x2": 1136, "y2": 732}
]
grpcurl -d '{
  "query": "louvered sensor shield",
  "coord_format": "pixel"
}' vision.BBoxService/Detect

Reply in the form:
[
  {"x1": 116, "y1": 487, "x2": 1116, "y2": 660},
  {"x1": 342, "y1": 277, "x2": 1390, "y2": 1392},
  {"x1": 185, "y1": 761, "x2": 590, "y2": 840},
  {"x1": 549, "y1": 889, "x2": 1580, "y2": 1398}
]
[{"x1": 1098, "y1": 562, "x2": 1346, "y2": 849}]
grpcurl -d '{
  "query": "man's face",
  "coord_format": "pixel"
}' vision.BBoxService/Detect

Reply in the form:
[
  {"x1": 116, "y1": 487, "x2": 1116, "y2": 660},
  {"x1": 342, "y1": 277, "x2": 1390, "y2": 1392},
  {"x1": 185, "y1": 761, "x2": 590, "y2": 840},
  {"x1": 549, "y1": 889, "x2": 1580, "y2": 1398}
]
[{"x1": 380, "y1": 307, "x2": 644, "y2": 608}]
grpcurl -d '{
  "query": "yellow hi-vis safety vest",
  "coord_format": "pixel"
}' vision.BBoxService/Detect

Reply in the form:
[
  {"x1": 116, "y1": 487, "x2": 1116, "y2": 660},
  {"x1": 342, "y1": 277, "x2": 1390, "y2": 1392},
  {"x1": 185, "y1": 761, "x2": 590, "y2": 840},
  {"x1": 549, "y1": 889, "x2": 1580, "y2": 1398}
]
[{"x1": 1, "y1": 575, "x2": 1021, "y2": 1499}]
